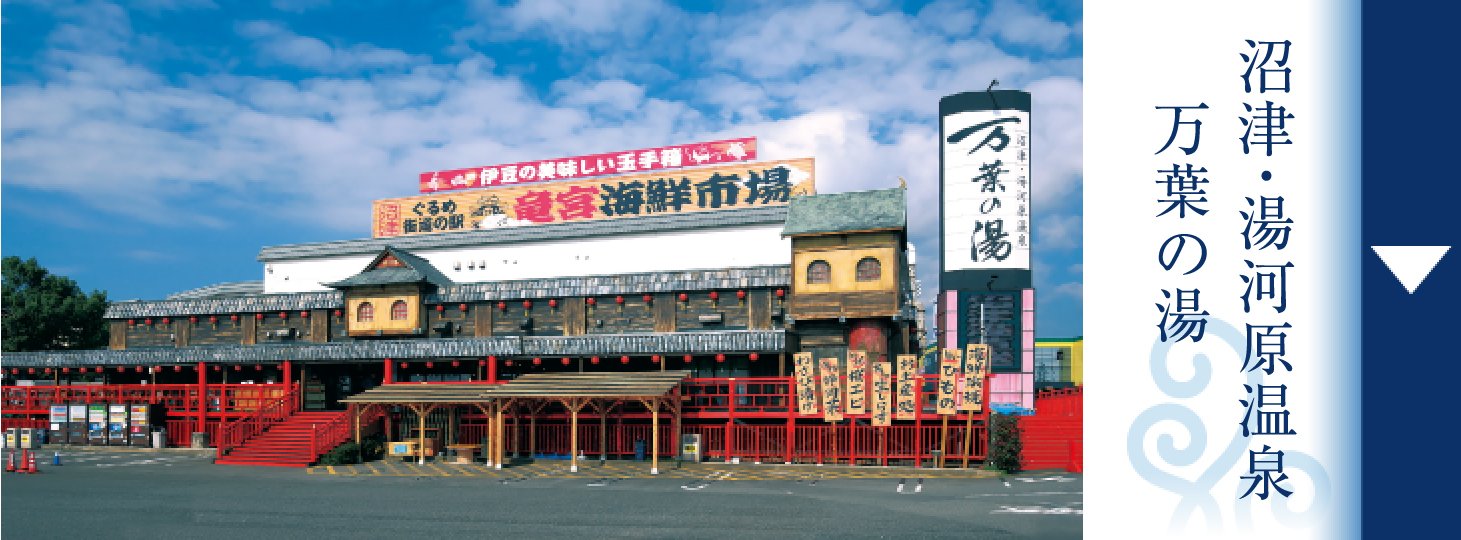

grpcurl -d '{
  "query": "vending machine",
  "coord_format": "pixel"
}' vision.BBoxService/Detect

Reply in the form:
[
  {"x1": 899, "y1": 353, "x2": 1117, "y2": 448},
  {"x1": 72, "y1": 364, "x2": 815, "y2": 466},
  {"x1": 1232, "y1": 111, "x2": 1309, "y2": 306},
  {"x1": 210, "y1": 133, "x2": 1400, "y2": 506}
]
[
  {"x1": 49, "y1": 405, "x2": 68, "y2": 445},
  {"x1": 107, "y1": 404, "x2": 129, "y2": 446},
  {"x1": 87, "y1": 404, "x2": 107, "y2": 445},
  {"x1": 68, "y1": 404, "x2": 88, "y2": 444},
  {"x1": 128, "y1": 404, "x2": 151, "y2": 447}
]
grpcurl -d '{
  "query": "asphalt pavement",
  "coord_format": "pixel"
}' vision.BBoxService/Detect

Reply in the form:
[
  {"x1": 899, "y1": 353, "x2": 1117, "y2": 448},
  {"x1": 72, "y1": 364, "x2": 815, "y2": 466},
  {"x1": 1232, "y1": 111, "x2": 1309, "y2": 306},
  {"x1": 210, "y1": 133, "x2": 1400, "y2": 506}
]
[{"x1": 2, "y1": 449, "x2": 1081, "y2": 539}]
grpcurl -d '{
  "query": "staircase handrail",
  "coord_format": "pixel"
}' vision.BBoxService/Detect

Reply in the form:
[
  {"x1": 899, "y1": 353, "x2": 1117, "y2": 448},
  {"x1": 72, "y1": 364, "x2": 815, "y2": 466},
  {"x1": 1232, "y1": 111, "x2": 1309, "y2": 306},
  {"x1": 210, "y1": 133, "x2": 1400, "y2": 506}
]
[
  {"x1": 308, "y1": 404, "x2": 377, "y2": 463},
  {"x1": 217, "y1": 382, "x2": 300, "y2": 455}
]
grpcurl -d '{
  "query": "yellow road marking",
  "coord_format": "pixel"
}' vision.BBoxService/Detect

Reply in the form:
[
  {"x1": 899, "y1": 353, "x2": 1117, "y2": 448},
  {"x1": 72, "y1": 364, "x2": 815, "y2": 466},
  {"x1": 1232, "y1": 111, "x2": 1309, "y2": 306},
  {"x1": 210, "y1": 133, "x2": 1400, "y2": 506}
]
[{"x1": 327, "y1": 465, "x2": 336, "y2": 475}]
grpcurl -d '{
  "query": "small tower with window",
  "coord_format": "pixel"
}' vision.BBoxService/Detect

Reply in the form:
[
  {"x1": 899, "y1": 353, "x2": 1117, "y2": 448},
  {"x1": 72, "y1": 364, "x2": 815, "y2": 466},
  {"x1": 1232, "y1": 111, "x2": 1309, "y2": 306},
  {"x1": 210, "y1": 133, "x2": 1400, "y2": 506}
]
[
  {"x1": 781, "y1": 187, "x2": 916, "y2": 363},
  {"x1": 326, "y1": 246, "x2": 453, "y2": 338}
]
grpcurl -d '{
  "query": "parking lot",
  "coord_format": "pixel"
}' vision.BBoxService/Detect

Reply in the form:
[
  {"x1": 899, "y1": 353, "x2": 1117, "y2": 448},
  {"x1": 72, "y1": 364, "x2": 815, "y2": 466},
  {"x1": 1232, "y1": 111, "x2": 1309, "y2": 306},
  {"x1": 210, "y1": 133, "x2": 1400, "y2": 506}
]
[{"x1": 3, "y1": 448, "x2": 1081, "y2": 539}]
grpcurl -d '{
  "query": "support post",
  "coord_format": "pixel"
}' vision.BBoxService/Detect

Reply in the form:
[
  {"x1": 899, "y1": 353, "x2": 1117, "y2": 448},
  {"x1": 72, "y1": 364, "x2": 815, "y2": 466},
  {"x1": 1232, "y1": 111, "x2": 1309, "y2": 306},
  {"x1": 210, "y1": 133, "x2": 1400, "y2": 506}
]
[
  {"x1": 354, "y1": 404, "x2": 363, "y2": 463},
  {"x1": 939, "y1": 415, "x2": 949, "y2": 468},
  {"x1": 282, "y1": 359, "x2": 293, "y2": 400},
  {"x1": 568, "y1": 399, "x2": 581, "y2": 472},
  {"x1": 196, "y1": 361, "x2": 207, "y2": 437},
  {"x1": 914, "y1": 374, "x2": 924, "y2": 468},
  {"x1": 786, "y1": 378, "x2": 795, "y2": 464},
  {"x1": 495, "y1": 400, "x2": 505, "y2": 469},
  {"x1": 599, "y1": 403, "x2": 609, "y2": 463},
  {"x1": 726, "y1": 378, "x2": 736, "y2": 463},
  {"x1": 383, "y1": 359, "x2": 393, "y2": 385},
  {"x1": 650, "y1": 399, "x2": 661, "y2": 475},
  {"x1": 963, "y1": 412, "x2": 974, "y2": 468},
  {"x1": 487, "y1": 357, "x2": 498, "y2": 384}
]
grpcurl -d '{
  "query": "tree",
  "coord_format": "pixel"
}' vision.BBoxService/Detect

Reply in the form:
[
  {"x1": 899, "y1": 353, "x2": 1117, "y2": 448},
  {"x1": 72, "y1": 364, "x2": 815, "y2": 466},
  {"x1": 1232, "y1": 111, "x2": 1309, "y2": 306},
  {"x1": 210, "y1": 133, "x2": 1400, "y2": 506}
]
[{"x1": 2, "y1": 256, "x2": 109, "y2": 352}]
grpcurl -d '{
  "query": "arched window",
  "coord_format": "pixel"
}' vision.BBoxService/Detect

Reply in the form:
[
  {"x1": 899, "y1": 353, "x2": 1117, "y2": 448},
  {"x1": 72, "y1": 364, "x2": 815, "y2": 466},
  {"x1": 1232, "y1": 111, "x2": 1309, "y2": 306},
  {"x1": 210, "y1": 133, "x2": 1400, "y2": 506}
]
[
  {"x1": 806, "y1": 260, "x2": 831, "y2": 284},
  {"x1": 390, "y1": 300, "x2": 409, "y2": 320},
  {"x1": 356, "y1": 302, "x2": 375, "y2": 322},
  {"x1": 856, "y1": 257, "x2": 882, "y2": 281}
]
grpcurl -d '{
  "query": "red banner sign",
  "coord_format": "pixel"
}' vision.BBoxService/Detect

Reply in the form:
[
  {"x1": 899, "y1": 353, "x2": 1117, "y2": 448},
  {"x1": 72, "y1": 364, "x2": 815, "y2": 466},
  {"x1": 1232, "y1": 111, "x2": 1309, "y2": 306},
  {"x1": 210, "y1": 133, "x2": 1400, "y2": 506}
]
[{"x1": 419, "y1": 137, "x2": 757, "y2": 193}]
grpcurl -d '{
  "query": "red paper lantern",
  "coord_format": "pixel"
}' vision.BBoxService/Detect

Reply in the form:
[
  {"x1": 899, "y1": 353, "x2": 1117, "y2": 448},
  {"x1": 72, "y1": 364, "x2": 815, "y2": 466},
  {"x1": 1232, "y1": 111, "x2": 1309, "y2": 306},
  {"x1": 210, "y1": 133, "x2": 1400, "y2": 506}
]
[
  {"x1": 333, "y1": 310, "x2": 342, "y2": 317},
  {"x1": 561, "y1": 357, "x2": 570, "y2": 366},
  {"x1": 736, "y1": 290, "x2": 746, "y2": 300},
  {"x1": 255, "y1": 364, "x2": 263, "y2": 371},
  {"x1": 117, "y1": 366, "x2": 126, "y2": 373},
  {"x1": 300, "y1": 311, "x2": 309, "y2": 318},
  {"x1": 452, "y1": 360, "x2": 461, "y2": 368},
  {"x1": 63, "y1": 367, "x2": 71, "y2": 374},
  {"x1": 532, "y1": 357, "x2": 542, "y2": 366},
  {"x1": 586, "y1": 298, "x2": 596, "y2": 306},
  {"x1": 426, "y1": 362, "x2": 434, "y2": 368},
  {"x1": 209, "y1": 316, "x2": 218, "y2": 324},
  {"x1": 459, "y1": 303, "x2": 468, "y2": 312},
  {"x1": 506, "y1": 360, "x2": 514, "y2": 367},
  {"x1": 715, "y1": 353, "x2": 726, "y2": 363},
  {"x1": 498, "y1": 301, "x2": 507, "y2": 311},
  {"x1": 615, "y1": 296, "x2": 625, "y2": 305},
  {"x1": 478, "y1": 360, "x2": 487, "y2": 367},
  {"x1": 549, "y1": 299, "x2": 558, "y2": 309},
  {"x1": 28, "y1": 367, "x2": 36, "y2": 374},
  {"x1": 234, "y1": 365, "x2": 242, "y2": 371},
  {"x1": 154, "y1": 366, "x2": 162, "y2": 373},
  {"x1": 278, "y1": 311, "x2": 287, "y2": 319},
  {"x1": 213, "y1": 365, "x2": 221, "y2": 371},
  {"x1": 400, "y1": 362, "x2": 407, "y2": 368},
  {"x1": 44, "y1": 368, "x2": 52, "y2": 374},
  {"x1": 10, "y1": 368, "x2": 19, "y2": 375},
  {"x1": 643, "y1": 295, "x2": 653, "y2": 303},
  {"x1": 80, "y1": 367, "x2": 89, "y2": 373},
  {"x1": 231, "y1": 314, "x2": 239, "y2": 321},
  {"x1": 775, "y1": 288, "x2": 785, "y2": 298},
  {"x1": 255, "y1": 313, "x2": 264, "y2": 320},
  {"x1": 749, "y1": 353, "x2": 760, "y2": 362},
  {"x1": 172, "y1": 366, "x2": 181, "y2": 372},
  {"x1": 678, "y1": 293, "x2": 689, "y2": 302},
  {"x1": 436, "y1": 305, "x2": 445, "y2": 312},
  {"x1": 189, "y1": 316, "x2": 198, "y2": 323},
  {"x1": 135, "y1": 366, "x2": 143, "y2": 373},
  {"x1": 145, "y1": 318, "x2": 153, "y2": 325},
  {"x1": 162, "y1": 317, "x2": 171, "y2": 325},
  {"x1": 709, "y1": 291, "x2": 719, "y2": 301},
  {"x1": 591, "y1": 356, "x2": 600, "y2": 365},
  {"x1": 683, "y1": 354, "x2": 693, "y2": 362},
  {"x1": 652, "y1": 355, "x2": 661, "y2": 364},
  {"x1": 128, "y1": 319, "x2": 136, "y2": 326},
  {"x1": 522, "y1": 300, "x2": 533, "y2": 309},
  {"x1": 620, "y1": 356, "x2": 630, "y2": 364}
]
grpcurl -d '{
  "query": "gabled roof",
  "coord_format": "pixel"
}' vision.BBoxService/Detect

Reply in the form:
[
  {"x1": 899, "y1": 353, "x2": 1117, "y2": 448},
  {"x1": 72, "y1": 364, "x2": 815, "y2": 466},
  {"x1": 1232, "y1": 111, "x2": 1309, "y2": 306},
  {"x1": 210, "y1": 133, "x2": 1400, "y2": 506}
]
[
  {"x1": 325, "y1": 246, "x2": 453, "y2": 289},
  {"x1": 166, "y1": 281, "x2": 264, "y2": 300},
  {"x1": 781, "y1": 188, "x2": 906, "y2": 237}
]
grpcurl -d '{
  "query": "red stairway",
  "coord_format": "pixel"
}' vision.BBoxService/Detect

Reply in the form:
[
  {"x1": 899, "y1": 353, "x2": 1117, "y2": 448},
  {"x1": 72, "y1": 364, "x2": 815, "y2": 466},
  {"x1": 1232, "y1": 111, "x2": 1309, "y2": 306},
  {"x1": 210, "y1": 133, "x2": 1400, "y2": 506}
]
[{"x1": 215, "y1": 411, "x2": 348, "y2": 467}]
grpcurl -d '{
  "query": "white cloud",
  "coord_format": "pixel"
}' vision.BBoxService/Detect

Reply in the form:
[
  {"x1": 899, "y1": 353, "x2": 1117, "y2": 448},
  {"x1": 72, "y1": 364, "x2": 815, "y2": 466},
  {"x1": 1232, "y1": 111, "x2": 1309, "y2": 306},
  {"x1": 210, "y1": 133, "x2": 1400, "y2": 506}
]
[
  {"x1": 236, "y1": 20, "x2": 425, "y2": 73},
  {"x1": 979, "y1": 0, "x2": 1077, "y2": 51}
]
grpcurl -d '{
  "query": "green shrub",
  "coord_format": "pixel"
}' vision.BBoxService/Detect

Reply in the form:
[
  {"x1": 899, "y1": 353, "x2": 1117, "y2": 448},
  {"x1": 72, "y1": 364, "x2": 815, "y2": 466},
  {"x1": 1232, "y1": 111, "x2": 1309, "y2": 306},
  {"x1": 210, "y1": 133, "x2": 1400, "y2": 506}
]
[
  {"x1": 359, "y1": 434, "x2": 386, "y2": 461},
  {"x1": 987, "y1": 413, "x2": 1023, "y2": 473},
  {"x1": 318, "y1": 441, "x2": 360, "y2": 466}
]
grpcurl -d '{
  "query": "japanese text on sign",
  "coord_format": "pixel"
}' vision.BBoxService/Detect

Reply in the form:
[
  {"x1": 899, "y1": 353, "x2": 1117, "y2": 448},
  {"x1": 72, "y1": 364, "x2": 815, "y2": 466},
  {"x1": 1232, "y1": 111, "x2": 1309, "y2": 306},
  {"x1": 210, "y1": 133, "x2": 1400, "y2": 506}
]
[
  {"x1": 846, "y1": 351, "x2": 868, "y2": 416},
  {"x1": 872, "y1": 362, "x2": 893, "y2": 427},
  {"x1": 895, "y1": 354, "x2": 918, "y2": 420},
  {"x1": 419, "y1": 137, "x2": 757, "y2": 194},
  {"x1": 375, "y1": 158, "x2": 815, "y2": 238},
  {"x1": 794, "y1": 352, "x2": 819, "y2": 416},
  {"x1": 937, "y1": 348, "x2": 960, "y2": 415},
  {"x1": 819, "y1": 357, "x2": 843, "y2": 422}
]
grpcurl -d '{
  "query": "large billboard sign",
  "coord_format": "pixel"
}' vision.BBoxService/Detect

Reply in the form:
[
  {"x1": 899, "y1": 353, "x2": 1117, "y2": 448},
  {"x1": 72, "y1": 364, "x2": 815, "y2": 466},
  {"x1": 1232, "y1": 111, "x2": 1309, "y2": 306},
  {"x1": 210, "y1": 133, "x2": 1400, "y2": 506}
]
[
  {"x1": 375, "y1": 158, "x2": 815, "y2": 238},
  {"x1": 940, "y1": 90, "x2": 1032, "y2": 287},
  {"x1": 419, "y1": 137, "x2": 757, "y2": 194}
]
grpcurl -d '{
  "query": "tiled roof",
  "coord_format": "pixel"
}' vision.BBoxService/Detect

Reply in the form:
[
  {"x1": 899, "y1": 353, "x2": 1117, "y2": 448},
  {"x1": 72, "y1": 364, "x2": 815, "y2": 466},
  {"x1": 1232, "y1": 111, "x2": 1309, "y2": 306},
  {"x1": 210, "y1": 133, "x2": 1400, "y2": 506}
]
[
  {"x1": 258, "y1": 205, "x2": 789, "y2": 262},
  {"x1": 431, "y1": 265, "x2": 790, "y2": 303},
  {"x1": 2, "y1": 330, "x2": 784, "y2": 366},
  {"x1": 166, "y1": 281, "x2": 264, "y2": 300},
  {"x1": 105, "y1": 292, "x2": 343, "y2": 319},
  {"x1": 781, "y1": 188, "x2": 905, "y2": 237},
  {"x1": 325, "y1": 247, "x2": 454, "y2": 289}
]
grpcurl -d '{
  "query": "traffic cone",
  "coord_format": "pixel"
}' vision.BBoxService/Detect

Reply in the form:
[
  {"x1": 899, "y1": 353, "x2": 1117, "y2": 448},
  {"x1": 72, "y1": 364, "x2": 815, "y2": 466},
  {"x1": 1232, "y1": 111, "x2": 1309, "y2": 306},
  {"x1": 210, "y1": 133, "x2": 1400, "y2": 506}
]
[
  {"x1": 25, "y1": 450, "x2": 39, "y2": 474},
  {"x1": 5, "y1": 451, "x2": 14, "y2": 473}
]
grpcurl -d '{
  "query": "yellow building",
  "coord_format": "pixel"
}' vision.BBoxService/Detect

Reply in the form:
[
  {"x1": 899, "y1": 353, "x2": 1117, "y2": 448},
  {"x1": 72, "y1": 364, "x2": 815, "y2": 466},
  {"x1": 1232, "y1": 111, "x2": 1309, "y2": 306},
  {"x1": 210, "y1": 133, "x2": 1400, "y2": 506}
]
[{"x1": 1034, "y1": 336, "x2": 1083, "y2": 388}]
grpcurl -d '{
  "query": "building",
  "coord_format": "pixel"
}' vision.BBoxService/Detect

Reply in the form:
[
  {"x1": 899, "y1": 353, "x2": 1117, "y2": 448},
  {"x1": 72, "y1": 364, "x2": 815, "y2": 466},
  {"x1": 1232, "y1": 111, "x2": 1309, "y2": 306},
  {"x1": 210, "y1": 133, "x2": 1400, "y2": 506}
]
[
  {"x1": 1034, "y1": 336, "x2": 1083, "y2": 388},
  {"x1": 3, "y1": 181, "x2": 1009, "y2": 468}
]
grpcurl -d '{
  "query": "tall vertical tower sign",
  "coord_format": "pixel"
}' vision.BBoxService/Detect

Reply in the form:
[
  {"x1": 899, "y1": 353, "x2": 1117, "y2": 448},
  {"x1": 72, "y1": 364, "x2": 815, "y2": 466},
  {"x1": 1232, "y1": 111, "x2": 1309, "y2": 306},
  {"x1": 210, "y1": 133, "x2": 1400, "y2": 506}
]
[
  {"x1": 939, "y1": 90, "x2": 1034, "y2": 398},
  {"x1": 940, "y1": 90, "x2": 1032, "y2": 290}
]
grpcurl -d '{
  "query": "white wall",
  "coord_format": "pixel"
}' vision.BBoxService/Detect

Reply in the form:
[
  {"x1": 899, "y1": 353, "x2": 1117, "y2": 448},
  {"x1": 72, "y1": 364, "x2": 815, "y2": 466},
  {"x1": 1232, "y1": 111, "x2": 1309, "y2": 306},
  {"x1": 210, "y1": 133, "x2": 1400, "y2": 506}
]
[{"x1": 263, "y1": 223, "x2": 791, "y2": 293}]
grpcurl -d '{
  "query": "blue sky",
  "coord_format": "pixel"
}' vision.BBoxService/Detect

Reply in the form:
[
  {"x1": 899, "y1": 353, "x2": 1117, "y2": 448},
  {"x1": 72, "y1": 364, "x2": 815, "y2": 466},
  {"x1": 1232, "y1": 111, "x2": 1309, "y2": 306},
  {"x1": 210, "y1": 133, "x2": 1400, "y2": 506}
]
[{"x1": 1, "y1": 0, "x2": 1083, "y2": 338}]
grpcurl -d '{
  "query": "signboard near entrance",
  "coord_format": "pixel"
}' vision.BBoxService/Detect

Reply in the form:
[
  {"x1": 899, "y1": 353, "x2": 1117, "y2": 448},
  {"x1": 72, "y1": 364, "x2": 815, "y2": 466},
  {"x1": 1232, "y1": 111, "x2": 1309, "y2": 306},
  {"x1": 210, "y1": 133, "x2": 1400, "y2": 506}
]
[
  {"x1": 793, "y1": 352, "x2": 818, "y2": 416},
  {"x1": 895, "y1": 354, "x2": 918, "y2": 420}
]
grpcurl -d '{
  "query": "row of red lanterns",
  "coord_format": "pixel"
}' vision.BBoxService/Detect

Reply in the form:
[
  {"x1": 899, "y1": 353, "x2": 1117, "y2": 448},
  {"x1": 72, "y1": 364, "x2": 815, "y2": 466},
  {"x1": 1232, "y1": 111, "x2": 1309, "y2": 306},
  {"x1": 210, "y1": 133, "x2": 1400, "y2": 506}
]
[
  {"x1": 378, "y1": 352, "x2": 762, "y2": 371},
  {"x1": 8, "y1": 364, "x2": 281, "y2": 375}
]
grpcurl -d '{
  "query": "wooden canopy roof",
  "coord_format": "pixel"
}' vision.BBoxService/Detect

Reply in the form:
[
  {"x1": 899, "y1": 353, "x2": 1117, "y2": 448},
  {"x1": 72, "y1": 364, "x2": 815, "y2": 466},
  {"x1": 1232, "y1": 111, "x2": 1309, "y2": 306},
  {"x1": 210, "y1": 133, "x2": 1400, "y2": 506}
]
[
  {"x1": 477, "y1": 371, "x2": 691, "y2": 399},
  {"x1": 340, "y1": 383, "x2": 502, "y2": 404}
]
